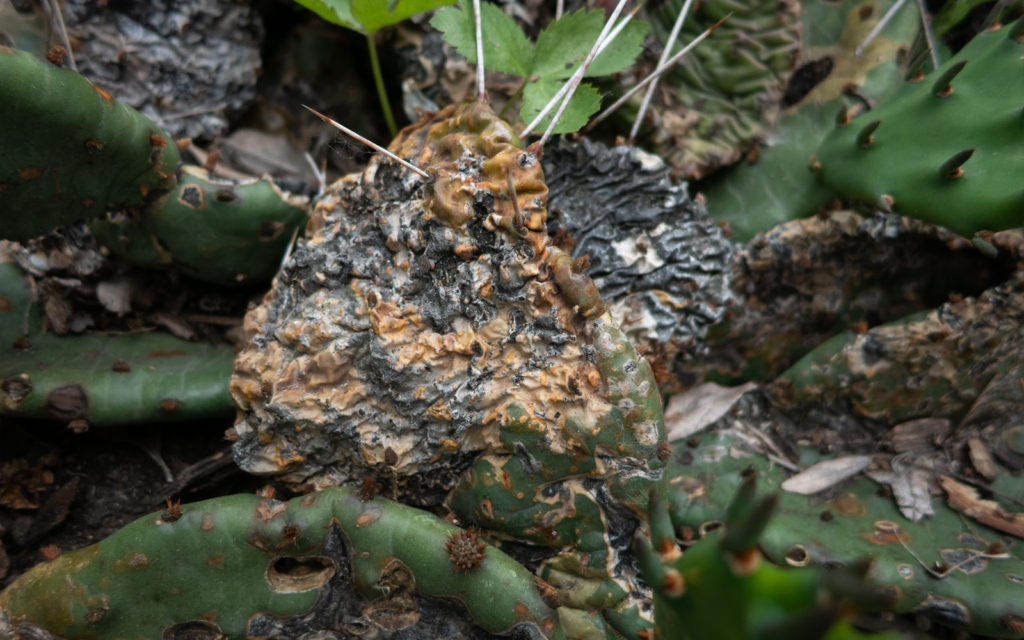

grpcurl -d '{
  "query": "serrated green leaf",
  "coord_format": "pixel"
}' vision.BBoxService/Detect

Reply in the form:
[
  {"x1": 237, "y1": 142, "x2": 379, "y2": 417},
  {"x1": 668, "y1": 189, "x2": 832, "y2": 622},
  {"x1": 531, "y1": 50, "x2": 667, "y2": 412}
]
[
  {"x1": 586, "y1": 19, "x2": 646, "y2": 76},
  {"x1": 295, "y1": 0, "x2": 453, "y2": 34},
  {"x1": 430, "y1": 0, "x2": 532, "y2": 76},
  {"x1": 352, "y1": 0, "x2": 455, "y2": 34},
  {"x1": 532, "y1": 9, "x2": 604, "y2": 79},
  {"x1": 521, "y1": 81, "x2": 601, "y2": 134},
  {"x1": 293, "y1": 0, "x2": 361, "y2": 32},
  {"x1": 532, "y1": 9, "x2": 648, "y2": 80}
]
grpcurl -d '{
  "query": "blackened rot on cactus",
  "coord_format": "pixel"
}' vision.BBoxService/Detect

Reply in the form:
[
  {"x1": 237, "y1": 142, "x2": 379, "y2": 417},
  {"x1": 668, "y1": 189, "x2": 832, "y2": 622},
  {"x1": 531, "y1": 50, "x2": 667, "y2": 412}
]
[{"x1": 230, "y1": 100, "x2": 669, "y2": 637}]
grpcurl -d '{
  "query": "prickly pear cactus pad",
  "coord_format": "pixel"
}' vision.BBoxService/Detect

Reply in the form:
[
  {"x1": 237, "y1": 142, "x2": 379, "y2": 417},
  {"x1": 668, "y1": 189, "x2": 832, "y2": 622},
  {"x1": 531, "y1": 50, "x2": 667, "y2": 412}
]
[
  {"x1": 665, "y1": 393, "x2": 1024, "y2": 638},
  {"x1": 644, "y1": 0, "x2": 801, "y2": 178},
  {"x1": 0, "y1": 251, "x2": 234, "y2": 425},
  {"x1": 230, "y1": 102, "x2": 668, "y2": 636},
  {"x1": 541, "y1": 139, "x2": 734, "y2": 367},
  {"x1": 0, "y1": 487, "x2": 562, "y2": 640},
  {"x1": 814, "y1": 19, "x2": 1024, "y2": 236},
  {"x1": 91, "y1": 166, "x2": 309, "y2": 286},
  {"x1": 684, "y1": 210, "x2": 1014, "y2": 385},
  {"x1": 0, "y1": 47, "x2": 180, "y2": 241}
]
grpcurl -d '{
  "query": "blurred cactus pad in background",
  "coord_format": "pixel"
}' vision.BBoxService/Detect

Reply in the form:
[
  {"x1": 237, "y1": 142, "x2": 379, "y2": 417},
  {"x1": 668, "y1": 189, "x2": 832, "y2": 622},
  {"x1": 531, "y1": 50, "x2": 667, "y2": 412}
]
[{"x1": 1, "y1": 0, "x2": 1023, "y2": 639}]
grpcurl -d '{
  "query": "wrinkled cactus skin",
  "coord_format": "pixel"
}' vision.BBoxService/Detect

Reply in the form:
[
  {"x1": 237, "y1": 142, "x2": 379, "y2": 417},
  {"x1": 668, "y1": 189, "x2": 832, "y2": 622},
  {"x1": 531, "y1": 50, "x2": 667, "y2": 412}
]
[
  {"x1": 230, "y1": 101, "x2": 668, "y2": 637},
  {"x1": 0, "y1": 488, "x2": 563, "y2": 640}
]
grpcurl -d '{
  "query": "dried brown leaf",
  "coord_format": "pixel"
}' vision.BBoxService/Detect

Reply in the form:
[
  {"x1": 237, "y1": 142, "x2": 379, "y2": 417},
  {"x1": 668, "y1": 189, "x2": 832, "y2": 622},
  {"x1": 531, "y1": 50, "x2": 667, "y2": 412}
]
[
  {"x1": 939, "y1": 475, "x2": 1024, "y2": 539},
  {"x1": 891, "y1": 417, "x2": 950, "y2": 453},
  {"x1": 967, "y1": 437, "x2": 999, "y2": 480},
  {"x1": 664, "y1": 382, "x2": 756, "y2": 441}
]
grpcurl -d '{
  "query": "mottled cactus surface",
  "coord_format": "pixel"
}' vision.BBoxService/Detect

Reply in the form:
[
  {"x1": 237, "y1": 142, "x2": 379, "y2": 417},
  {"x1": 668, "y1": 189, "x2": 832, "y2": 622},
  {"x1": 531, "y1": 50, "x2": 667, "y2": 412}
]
[
  {"x1": 231, "y1": 101, "x2": 669, "y2": 637},
  {"x1": 0, "y1": 488, "x2": 562, "y2": 640}
]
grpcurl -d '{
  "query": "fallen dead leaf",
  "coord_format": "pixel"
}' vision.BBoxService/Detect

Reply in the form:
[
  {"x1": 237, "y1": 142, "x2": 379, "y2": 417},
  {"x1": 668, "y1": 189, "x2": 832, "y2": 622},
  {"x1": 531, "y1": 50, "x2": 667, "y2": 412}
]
[
  {"x1": 939, "y1": 476, "x2": 1024, "y2": 539},
  {"x1": 96, "y1": 279, "x2": 133, "y2": 315},
  {"x1": 781, "y1": 455, "x2": 873, "y2": 495},
  {"x1": 867, "y1": 452, "x2": 946, "y2": 522},
  {"x1": 967, "y1": 437, "x2": 999, "y2": 481},
  {"x1": 891, "y1": 418, "x2": 950, "y2": 453},
  {"x1": 665, "y1": 382, "x2": 757, "y2": 441}
]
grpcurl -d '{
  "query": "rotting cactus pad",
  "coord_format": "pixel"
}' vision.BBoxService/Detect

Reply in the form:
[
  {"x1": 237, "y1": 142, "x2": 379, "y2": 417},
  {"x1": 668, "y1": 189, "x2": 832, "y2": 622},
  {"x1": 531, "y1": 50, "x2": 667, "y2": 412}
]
[{"x1": 231, "y1": 100, "x2": 670, "y2": 637}]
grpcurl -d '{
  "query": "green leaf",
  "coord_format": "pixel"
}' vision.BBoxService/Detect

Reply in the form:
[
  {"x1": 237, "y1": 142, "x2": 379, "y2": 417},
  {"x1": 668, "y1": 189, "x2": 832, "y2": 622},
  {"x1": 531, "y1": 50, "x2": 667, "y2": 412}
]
[
  {"x1": 295, "y1": 0, "x2": 454, "y2": 34},
  {"x1": 532, "y1": 9, "x2": 648, "y2": 80},
  {"x1": 532, "y1": 9, "x2": 603, "y2": 79},
  {"x1": 586, "y1": 19, "x2": 647, "y2": 77},
  {"x1": 430, "y1": 0, "x2": 531, "y2": 76},
  {"x1": 521, "y1": 81, "x2": 601, "y2": 134},
  {"x1": 293, "y1": 0, "x2": 361, "y2": 32},
  {"x1": 352, "y1": 0, "x2": 455, "y2": 34}
]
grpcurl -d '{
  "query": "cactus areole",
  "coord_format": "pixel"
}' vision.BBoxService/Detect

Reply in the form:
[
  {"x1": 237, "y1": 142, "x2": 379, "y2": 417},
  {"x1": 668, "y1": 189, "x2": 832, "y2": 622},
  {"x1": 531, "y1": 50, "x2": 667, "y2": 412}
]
[{"x1": 230, "y1": 101, "x2": 669, "y2": 636}]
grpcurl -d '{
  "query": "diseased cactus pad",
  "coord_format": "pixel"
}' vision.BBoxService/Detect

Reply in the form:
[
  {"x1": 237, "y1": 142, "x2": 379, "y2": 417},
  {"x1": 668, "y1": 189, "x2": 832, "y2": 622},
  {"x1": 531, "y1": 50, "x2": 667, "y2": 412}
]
[{"x1": 230, "y1": 102, "x2": 668, "y2": 635}]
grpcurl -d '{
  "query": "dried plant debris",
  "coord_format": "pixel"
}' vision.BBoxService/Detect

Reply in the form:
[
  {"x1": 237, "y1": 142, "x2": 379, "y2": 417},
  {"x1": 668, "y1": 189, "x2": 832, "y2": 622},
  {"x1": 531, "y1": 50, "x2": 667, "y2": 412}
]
[
  {"x1": 663, "y1": 381, "x2": 756, "y2": 441},
  {"x1": 780, "y1": 455, "x2": 872, "y2": 495},
  {"x1": 940, "y1": 476, "x2": 1024, "y2": 539},
  {"x1": 683, "y1": 210, "x2": 1016, "y2": 385},
  {"x1": 542, "y1": 138, "x2": 734, "y2": 364},
  {"x1": 63, "y1": 0, "x2": 263, "y2": 141}
]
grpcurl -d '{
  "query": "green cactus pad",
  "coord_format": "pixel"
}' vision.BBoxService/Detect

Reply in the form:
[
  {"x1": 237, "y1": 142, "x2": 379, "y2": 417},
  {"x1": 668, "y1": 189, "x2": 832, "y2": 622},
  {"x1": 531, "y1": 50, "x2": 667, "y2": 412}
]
[
  {"x1": 0, "y1": 47, "x2": 180, "y2": 241},
  {"x1": 637, "y1": 482, "x2": 901, "y2": 640},
  {"x1": 0, "y1": 487, "x2": 563, "y2": 640},
  {"x1": 644, "y1": 0, "x2": 801, "y2": 178},
  {"x1": 665, "y1": 409, "x2": 1024, "y2": 638},
  {"x1": 700, "y1": 0, "x2": 919, "y2": 241},
  {"x1": 91, "y1": 166, "x2": 309, "y2": 286},
  {"x1": 0, "y1": 258, "x2": 233, "y2": 425},
  {"x1": 814, "y1": 20, "x2": 1024, "y2": 235}
]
